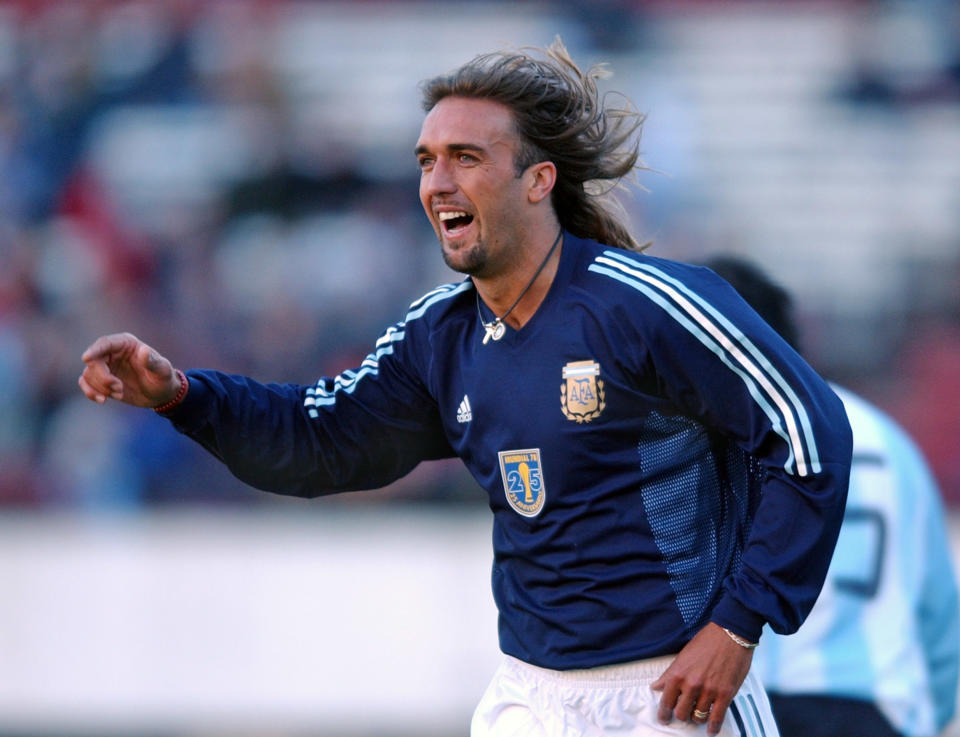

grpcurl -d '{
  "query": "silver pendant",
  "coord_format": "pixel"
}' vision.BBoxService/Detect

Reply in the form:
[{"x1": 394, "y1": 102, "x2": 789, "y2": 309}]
[{"x1": 482, "y1": 320, "x2": 506, "y2": 345}]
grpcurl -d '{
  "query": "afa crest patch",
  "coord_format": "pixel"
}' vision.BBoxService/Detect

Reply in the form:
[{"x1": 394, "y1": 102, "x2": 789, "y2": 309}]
[
  {"x1": 498, "y1": 448, "x2": 546, "y2": 517},
  {"x1": 561, "y1": 360, "x2": 605, "y2": 423}
]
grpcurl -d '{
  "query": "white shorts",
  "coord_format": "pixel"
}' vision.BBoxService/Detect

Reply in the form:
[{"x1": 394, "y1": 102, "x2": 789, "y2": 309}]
[{"x1": 471, "y1": 653, "x2": 779, "y2": 737}]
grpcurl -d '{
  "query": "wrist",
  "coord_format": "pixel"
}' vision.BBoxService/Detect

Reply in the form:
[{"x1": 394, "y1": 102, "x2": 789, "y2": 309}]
[
  {"x1": 710, "y1": 595, "x2": 765, "y2": 644},
  {"x1": 722, "y1": 626, "x2": 758, "y2": 650},
  {"x1": 153, "y1": 369, "x2": 189, "y2": 414}
]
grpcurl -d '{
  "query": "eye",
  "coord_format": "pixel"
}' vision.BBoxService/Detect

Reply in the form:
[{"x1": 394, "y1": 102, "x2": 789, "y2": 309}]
[
  {"x1": 457, "y1": 152, "x2": 478, "y2": 165},
  {"x1": 417, "y1": 156, "x2": 434, "y2": 171}
]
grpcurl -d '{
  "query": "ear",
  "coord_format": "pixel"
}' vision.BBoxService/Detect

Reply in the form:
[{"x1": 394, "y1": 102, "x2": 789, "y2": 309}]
[{"x1": 525, "y1": 161, "x2": 557, "y2": 204}]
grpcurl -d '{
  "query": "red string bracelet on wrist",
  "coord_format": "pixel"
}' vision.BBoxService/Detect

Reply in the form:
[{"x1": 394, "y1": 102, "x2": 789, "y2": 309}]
[{"x1": 153, "y1": 369, "x2": 188, "y2": 414}]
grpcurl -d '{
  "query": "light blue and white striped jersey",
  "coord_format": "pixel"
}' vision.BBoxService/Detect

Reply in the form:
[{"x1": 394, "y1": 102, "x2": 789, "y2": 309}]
[{"x1": 753, "y1": 386, "x2": 959, "y2": 736}]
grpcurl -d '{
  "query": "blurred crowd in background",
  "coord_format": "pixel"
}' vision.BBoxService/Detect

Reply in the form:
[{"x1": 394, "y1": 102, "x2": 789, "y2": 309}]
[{"x1": 1, "y1": 0, "x2": 959, "y2": 511}]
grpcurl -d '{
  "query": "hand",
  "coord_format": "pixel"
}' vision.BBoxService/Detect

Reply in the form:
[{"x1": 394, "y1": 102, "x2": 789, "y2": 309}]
[
  {"x1": 651, "y1": 622, "x2": 754, "y2": 735},
  {"x1": 79, "y1": 332, "x2": 182, "y2": 409}
]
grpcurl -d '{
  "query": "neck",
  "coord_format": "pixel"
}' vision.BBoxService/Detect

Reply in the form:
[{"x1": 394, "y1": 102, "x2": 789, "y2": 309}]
[{"x1": 475, "y1": 228, "x2": 563, "y2": 331}]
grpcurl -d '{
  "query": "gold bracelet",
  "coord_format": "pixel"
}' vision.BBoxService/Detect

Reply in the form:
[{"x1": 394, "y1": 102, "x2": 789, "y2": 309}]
[{"x1": 722, "y1": 627, "x2": 758, "y2": 650}]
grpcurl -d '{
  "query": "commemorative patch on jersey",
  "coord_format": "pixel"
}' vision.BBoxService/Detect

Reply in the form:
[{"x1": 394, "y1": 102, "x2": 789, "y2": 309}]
[
  {"x1": 561, "y1": 360, "x2": 605, "y2": 423},
  {"x1": 498, "y1": 448, "x2": 546, "y2": 517}
]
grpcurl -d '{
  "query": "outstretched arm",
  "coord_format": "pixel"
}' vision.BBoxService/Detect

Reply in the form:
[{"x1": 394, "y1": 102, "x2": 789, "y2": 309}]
[
  {"x1": 77, "y1": 326, "x2": 453, "y2": 498},
  {"x1": 78, "y1": 332, "x2": 183, "y2": 409}
]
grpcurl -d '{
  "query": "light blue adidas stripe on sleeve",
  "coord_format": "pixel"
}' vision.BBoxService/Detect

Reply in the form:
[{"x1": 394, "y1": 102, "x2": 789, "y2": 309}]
[
  {"x1": 304, "y1": 281, "x2": 471, "y2": 416},
  {"x1": 588, "y1": 251, "x2": 820, "y2": 477}
]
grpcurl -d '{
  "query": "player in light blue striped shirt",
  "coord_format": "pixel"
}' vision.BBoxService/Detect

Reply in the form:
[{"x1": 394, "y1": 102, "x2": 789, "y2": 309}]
[{"x1": 705, "y1": 256, "x2": 959, "y2": 737}]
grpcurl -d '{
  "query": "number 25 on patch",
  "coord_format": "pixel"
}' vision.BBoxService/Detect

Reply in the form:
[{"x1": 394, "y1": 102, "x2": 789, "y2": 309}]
[{"x1": 499, "y1": 449, "x2": 546, "y2": 517}]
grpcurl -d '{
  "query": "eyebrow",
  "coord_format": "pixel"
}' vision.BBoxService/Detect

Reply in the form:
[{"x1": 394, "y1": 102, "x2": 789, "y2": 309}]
[{"x1": 414, "y1": 142, "x2": 486, "y2": 157}]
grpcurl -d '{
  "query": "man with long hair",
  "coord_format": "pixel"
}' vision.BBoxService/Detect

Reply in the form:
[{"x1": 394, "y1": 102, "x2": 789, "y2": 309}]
[{"x1": 79, "y1": 40, "x2": 851, "y2": 736}]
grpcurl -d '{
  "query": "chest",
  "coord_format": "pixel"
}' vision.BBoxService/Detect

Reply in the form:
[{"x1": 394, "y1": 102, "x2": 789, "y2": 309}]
[{"x1": 434, "y1": 316, "x2": 678, "y2": 501}]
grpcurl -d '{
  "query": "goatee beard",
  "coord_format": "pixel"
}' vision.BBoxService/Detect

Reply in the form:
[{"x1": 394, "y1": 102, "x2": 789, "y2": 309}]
[{"x1": 442, "y1": 238, "x2": 487, "y2": 277}]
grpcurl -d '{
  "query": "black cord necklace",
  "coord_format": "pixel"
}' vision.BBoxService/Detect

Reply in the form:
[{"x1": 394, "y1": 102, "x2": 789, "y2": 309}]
[{"x1": 476, "y1": 228, "x2": 563, "y2": 345}]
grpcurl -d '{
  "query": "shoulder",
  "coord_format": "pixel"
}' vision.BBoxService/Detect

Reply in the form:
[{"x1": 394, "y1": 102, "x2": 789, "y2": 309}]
[
  {"x1": 832, "y1": 384, "x2": 934, "y2": 476},
  {"x1": 570, "y1": 239, "x2": 749, "y2": 336},
  {"x1": 400, "y1": 279, "x2": 474, "y2": 332},
  {"x1": 575, "y1": 241, "x2": 732, "y2": 303},
  {"x1": 832, "y1": 384, "x2": 904, "y2": 449},
  {"x1": 363, "y1": 280, "x2": 473, "y2": 380}
]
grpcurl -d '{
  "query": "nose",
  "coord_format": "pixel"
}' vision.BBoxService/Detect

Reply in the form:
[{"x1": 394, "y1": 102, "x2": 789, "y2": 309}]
[{"x1": 421, "y1": 156, "x2": 457, "y2": 199}]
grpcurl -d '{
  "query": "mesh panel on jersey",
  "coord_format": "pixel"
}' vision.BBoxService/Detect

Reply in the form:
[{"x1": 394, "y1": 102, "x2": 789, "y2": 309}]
[{"x1": 638, "y1": 411, "x2": 757, "y2": 628}]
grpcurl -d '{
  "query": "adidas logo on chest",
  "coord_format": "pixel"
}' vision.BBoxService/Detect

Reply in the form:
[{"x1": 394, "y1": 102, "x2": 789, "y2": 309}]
[{"x1": 456, "y1": 395, "x2": 472, "y2": 423}]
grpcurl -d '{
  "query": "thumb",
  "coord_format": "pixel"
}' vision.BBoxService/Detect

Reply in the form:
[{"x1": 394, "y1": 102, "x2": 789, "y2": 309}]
[{"x1": 138, "y1": 342, "x2": 172, "y2": 377}]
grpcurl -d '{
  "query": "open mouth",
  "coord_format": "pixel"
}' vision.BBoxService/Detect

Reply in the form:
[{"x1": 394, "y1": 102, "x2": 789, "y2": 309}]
[{"x1": 438, "y1": 210, "x2": 475, "y2": 235}]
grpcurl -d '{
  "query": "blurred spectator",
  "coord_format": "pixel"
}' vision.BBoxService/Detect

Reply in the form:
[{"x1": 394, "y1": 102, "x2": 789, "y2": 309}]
[
  {"x1": 0, "y1": 0, "x2": 957, "y2": 511},
  {"x1": 836, "y1": 1, "x2": 960, "y2": 107},
  {"x1": 883, "y1": 322, "x2": 960, "y2": 505}
]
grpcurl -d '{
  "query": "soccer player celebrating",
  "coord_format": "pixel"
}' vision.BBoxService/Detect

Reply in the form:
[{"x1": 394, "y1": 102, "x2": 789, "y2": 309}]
[{"x1": 79, "y1": 40, "x2": 852, "y2": 737}]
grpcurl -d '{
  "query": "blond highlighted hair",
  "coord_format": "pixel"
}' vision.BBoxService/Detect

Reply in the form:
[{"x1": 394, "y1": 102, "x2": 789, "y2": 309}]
[{"x1": 420, "y1": 38, "x2": 646, "y2": 251}]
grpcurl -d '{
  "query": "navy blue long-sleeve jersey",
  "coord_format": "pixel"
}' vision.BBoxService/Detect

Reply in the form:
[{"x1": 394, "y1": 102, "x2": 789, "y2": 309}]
[{"x1": 165, "y1": 233, "x2": 852, "y2": 670}]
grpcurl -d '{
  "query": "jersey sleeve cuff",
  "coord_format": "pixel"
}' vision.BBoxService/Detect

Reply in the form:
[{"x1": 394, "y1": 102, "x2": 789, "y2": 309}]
[
  {"x1": 160, "y1": 369, "x2": 213, "y2": 432},
  {"x1": 710, "y1": 595, "x2": 767, "y2": 644}
]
